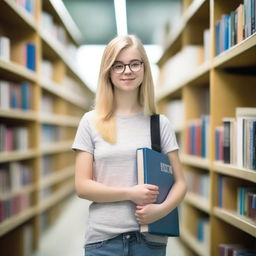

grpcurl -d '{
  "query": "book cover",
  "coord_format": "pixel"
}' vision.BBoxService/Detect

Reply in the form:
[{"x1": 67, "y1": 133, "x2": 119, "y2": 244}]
[{"x1": 136, "y1": 147, "x2": 179, "y2": 236}]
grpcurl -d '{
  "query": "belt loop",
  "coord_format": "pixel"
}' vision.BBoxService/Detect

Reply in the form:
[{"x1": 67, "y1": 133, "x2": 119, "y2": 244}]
[{"x1": 136, "y1": 231, "x2": 141, "y2": 242}]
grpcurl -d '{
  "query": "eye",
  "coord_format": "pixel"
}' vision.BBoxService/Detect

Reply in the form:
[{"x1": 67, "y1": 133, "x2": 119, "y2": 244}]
[
  {"x1": 130, "y1": 61, "x2": 141, "y2": 68},
  {"x1": 113, "y1": 63, "x2": 124, "y2": 69}
]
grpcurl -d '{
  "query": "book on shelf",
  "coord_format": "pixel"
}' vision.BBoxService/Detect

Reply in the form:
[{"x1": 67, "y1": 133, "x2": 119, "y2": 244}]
[
  {"x1": 218, "y1": 243, "x2": 256, "y2": 256},
  {"x1": 236, "y1": 107, "x2": 256, "y2": 170},
  {"x1": 222, "y1": 118, "x2": 237, "y2": 165},
  {"x1": 215, "y1": 126, "x2": 224, "y2": 161},
  {"x1": 186, "y1": 115, "x2": 209, "y2": 158},
  {"x1": 197, "y1": 218, "x2": 210, "y2": 246},
  {"x1": 0, "y1": 36, "x2": 10, "y2": 61},
  {"x1": 136, "y1": 147, "x2": 179, "y2": 236}
]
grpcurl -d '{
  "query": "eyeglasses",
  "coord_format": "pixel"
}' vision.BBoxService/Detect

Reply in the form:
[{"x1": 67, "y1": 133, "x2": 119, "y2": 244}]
[{"x1": 111, "y1": 60, "x2": 144, "y2": 74}]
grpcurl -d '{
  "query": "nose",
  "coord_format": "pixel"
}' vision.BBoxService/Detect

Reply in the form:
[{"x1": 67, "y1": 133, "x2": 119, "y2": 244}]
[{"x1": 123, "y1": 64, "x2": 132, "y2": 73}]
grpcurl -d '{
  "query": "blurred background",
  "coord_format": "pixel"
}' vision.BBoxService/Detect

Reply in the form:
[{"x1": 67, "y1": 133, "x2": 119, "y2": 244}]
[{"x1": 0, "y1": 0, "x2": 256, "y2": 256}]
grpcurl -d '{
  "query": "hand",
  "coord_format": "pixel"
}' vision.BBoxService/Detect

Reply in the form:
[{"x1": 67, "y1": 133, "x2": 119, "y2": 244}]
[
  {"x1": 135, "y1": 204, "x2": 164, "y2": 225},
  {"x1": 129, "y1": 184, "x2": 159, "y2": 205}
]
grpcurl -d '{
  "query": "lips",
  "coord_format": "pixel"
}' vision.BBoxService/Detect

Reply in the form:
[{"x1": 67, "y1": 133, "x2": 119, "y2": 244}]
[{"x1": 121, "y1": 78, "x2": 135, "y2": 81}]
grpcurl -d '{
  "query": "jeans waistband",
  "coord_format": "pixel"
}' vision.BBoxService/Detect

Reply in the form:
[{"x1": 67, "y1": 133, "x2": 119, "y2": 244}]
[{"x1": 116, "y1": 231, "x2": 142, "y2": 242}]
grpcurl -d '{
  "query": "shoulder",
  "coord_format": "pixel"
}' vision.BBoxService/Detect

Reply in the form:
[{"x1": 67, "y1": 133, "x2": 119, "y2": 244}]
[
  {"x1": 80, "y1": 109, "x2": 96, "y2": 122},
  {"x1": 159, "y1": 114, "x2": 173, "y2": 127}
]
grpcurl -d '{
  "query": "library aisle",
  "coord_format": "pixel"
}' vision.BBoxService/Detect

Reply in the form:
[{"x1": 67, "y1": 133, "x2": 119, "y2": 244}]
[{"x1": 32, "y1": 194, "x2": 187, "y2": 256}]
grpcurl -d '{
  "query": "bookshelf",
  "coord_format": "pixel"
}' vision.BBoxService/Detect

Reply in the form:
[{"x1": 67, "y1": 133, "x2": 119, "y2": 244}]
[
  {"x1": 0, "y1": 0, "x2": 94, "y2": 255},
  {"x1": 157, "y1": 0, "x2": 256, "y2": 255}
]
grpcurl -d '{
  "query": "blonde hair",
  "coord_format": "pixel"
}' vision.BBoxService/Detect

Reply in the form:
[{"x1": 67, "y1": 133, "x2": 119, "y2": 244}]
[{"x1": 94, "y1": 35, "x2": 156, "y2": 143}]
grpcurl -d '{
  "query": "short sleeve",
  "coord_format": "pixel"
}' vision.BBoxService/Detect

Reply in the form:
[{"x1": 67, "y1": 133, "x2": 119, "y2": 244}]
[
  {"x1": 160, "y1": 115, "x2": 179, "y2": 154},
  {"x1": 72, "y1": 112, "x2": 94, "y2": 154}
]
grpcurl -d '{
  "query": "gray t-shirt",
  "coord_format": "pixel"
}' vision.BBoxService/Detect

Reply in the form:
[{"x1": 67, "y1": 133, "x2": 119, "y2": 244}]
[{"x1": 72, "y1": 110, "x2": 179, "y2": 244}]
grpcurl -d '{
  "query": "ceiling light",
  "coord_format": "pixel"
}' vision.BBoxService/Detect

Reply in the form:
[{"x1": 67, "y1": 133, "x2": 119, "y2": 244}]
[{"x1": 114, "y1": 0, "x2": 127, "y2": 35}]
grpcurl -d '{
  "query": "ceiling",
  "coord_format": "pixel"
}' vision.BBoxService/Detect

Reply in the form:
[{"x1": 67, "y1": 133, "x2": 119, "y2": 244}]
[{"x1": 62, "y1": 0, "x2": 181, "y2": 45}]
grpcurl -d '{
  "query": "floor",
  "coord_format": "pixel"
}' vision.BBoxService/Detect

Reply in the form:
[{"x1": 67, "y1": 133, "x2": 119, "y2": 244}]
[{"x1": 32, "y1": 195, "x2": 187, "y2": 256}]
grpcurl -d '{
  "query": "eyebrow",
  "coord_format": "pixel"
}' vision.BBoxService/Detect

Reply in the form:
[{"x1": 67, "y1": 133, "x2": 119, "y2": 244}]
[{"x1": 114, "y1": 59, "x2": 141, "y2": 63}]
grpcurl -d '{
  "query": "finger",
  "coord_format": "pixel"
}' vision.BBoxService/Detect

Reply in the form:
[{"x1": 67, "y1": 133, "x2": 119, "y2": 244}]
[{"x1": 146, "y1": 184, "x2": 159, "y2": 191}]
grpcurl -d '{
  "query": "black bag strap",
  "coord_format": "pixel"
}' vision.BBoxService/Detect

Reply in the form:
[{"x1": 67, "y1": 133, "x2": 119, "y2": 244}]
[{"x1": 150, "y1": 114, "x2": 161, "y2": 153}]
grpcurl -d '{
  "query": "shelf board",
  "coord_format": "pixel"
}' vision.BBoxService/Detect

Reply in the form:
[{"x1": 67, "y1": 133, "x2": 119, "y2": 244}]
[
  {"x1": 156, "y1": 61, "x2": 210, "y2": 102},
  {"x1": 40, "y1": 166, "x2": 74, "y2": 189},
  {"x1": 214, "y1": 207, "x2": 256, "y2": 237},
  {"x1": 158, "y1": 0, "x2": 207, "y2": 67},
  {"x1": 40, "y1": 140, "x2": 73, "y2": 155},
  {"x1": 0, "y1": 59, "x2": 37, "y2": 82},
  {"x1": 185, "y1": 192, "x2": 210, "y2": 213},
  {"x1": 40, "y1": 78, "x2": 87, "y2": 109},
  {"x1": 0, "y1": 206, "x2": 36, "y2": 236},
  {"x1": 1, "y1": 0, "x2": 37, "y2": 31},
  {"x1": 47, "y1": 0, "x2": 82, "y2": 45},
  {"x1": 38, "y1": 181, "x2": 74, "y2": 213},
  {"x1": 0, "y1": 183, "x2": 36, "y2": 200},
  {"x1": 40, "y1": 113, "x2": 80, "y2": 127},
  {"x1": 213, "y1": 33, "x2": 256, "y2": 68},
  {"x1": 180, "y1": 154, "x2": 210, "y2": 169},
  {"x1": 0, "y1": 149, "x2": 38, "y2": 163},
  {"x1": 0, "y1": 109, "x2": 37, "y2": 121},
  {"x1": 181, "y1": 228, "x2": 209, "y2": 256},
  {"x1": 213, "y1": 161, "x2": 256, "y2": 183},
  {"x1": 39, "y1": 29, "x2": 91, "y2": 93}
]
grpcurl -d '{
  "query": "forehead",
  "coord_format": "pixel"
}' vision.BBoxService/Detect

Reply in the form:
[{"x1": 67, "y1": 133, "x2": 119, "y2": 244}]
[{"x1": 115, "y1": 46, "x2": 141, "y2": 62}]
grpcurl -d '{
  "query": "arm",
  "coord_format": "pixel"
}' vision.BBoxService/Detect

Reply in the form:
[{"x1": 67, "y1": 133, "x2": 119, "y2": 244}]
[
  {"x1": 135, "y1": 149, "x2": 187, "y2": 224},
  {"x1": 75, "y1": 150, "x2": 159, "y2": 204}
]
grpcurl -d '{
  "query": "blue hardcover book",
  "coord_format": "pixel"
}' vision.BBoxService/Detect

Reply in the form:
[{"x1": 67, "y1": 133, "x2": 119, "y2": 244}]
[
  {"x1": 26, "y1": 43, "x2": 36, "y2": 71},
  {"x1": 136, "y1": 147, "x2": 179, "y2": 236}
]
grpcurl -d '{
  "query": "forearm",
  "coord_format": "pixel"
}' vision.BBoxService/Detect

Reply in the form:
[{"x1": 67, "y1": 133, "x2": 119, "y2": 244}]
[
  {"x1": 76, "y1": 179, "x2": 130, "y2": 203},
  {"x1": 159, "y1": 180, "x2": 187, "y2": 218}
]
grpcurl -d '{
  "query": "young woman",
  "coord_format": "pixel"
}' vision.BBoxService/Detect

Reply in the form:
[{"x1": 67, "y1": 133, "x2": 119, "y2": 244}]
[{"x1": 72, "y1": 35, "x2": 187, "y2": 256}]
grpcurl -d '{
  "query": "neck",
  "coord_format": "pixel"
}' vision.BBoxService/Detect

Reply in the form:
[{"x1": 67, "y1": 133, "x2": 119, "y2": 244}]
[{"x1": 114, "y1": 89, "x2": 142, "y2": 115}]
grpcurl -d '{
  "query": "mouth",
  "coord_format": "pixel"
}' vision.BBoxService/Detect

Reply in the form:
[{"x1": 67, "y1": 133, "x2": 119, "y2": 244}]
[{"x1": 120, "y1": 78, "x2": 135, "y2": 82}]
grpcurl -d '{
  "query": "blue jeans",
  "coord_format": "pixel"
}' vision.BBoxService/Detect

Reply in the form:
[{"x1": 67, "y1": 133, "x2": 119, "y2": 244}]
[{"x1": 84, "y1": 231, "x2": 166, "y2": 256}]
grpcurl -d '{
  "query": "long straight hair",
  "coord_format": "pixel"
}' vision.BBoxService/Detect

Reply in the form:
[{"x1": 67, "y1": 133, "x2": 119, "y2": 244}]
[{"x1": 94, "y1": 35, "x2": 156, "y2": 143}]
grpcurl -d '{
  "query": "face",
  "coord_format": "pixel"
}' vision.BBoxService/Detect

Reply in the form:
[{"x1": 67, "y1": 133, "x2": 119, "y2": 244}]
[{"x1": 110, "y1": 46, "x2": 144, "y2": 92}]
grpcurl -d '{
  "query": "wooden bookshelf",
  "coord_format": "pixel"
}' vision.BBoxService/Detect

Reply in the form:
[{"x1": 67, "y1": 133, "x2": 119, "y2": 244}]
[
  {"x1": 0, "y1": 0, "x2": 94, "y2": 255},
  {"x1": 185, "y1": 192, "x2": 210, "y2": 213},
  {"x1": 157, "y1": 0, "x2": 256, "y2": 255}
]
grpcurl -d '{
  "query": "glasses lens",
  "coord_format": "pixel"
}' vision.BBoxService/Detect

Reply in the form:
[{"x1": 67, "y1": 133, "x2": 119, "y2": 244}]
[
  {"x1": 130, "y1": 61, "x2": 142, "y2": 72},
  {"x1": 113, "y1": 63, "x2": 124, "y2": 73}
]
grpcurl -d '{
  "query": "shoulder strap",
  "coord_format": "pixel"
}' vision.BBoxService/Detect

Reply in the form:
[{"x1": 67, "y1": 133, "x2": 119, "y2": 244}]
[{"x1": 150, "y1": 114, "x2": 161, "y2": 152}]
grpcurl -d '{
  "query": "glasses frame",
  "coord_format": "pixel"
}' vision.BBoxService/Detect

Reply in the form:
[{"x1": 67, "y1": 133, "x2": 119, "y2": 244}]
[{"x1": 111, "y1": 60, "x2": 144, "y2": 74}]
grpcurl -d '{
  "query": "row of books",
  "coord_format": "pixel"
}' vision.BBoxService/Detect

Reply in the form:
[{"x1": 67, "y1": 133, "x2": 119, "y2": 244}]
[
  {"x1": 0, "y1": 192, "x2": 31, "y2": 223},
  {"x1": 41, "y1": 125, "x2": 61, "y2": 144},
  {"x1": 0, "y1": 80, "x2": 32, "y2": 111},
  {"x1": 237, "y1": 187, "x2": 256, "y2": 220},
  {"x1": 218, "y1": 175, "x2": 256, "y2": 221},
  {"x1": 41, "y1": 11, "x2": 77, "y2": 62},
  {"x1": 185, "y1": 115, "x2": 210, "y2": 158},
  {"x1": 0, "y1": 124, "x2": 29, "y2": 152},
  {"x1": 14, "y1": 0, "x2": 35, "y2": 15},
  {"x1": 41, "y1": 155, "x2": 54, "y2": 177},
  {"x1": 219, "y1": 243, "x2": 256, "y2": 256},
  {"x1": 215, "y1": 107, "x2": 256, "y2": 170},
  {"x1": 0, "y1": 36, "x2": 36, "y2": 71},
  {"x1": 184, "y1": 171, "x2": 209, "y2": 199},
  {"x1": 0, "y1": 162, "x2": 32, "y2": 195},
  {"x1": 215, "y1": 1, "x2": 256, "y2": 55},
  {"x1": 197, "y1": 218, "x2": 209, "y2": 246}
]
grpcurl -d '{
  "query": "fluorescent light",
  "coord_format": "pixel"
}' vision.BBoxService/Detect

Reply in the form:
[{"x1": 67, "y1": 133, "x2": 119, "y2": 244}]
[{"x1": 114, "y1": 0, "x2": 127, "y2": 35}]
